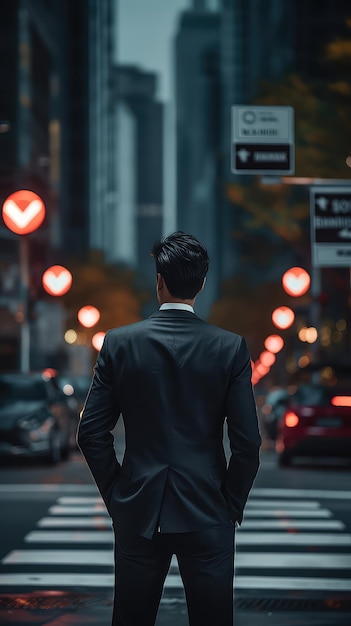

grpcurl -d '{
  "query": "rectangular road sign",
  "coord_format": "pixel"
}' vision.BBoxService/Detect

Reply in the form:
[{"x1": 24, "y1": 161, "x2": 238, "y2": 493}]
[
  {"x1": 231, "y1": 106, "x2": 294, "y2": 175},
  {"x1": 310, "y1": 186, "x2": 351, "y2": 267}
]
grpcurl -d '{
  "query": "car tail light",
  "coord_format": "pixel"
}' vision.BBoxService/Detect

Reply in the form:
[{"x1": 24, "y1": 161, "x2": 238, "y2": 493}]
[
  {"x1": 331, "y1": 396, "x2": 351, "y2": 407},
  {"x1": 284, "y1": 411, "x2": 299, "y2": 427}
]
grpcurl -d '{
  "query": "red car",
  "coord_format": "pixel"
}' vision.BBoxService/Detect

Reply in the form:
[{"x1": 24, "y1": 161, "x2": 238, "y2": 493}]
[{"x1": 276, "y1": 384, "x2": 351, "y2": 466}]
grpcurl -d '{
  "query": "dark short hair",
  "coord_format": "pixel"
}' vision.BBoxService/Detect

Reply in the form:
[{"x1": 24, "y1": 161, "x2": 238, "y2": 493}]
[{"x1": 151, "y1": 231, "x2": 209, "y2": 299}]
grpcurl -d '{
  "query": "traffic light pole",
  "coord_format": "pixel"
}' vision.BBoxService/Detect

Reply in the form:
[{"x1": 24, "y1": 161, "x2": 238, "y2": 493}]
[{"x1": 19, "y1": 237, "x2": 30, "y2": 373}]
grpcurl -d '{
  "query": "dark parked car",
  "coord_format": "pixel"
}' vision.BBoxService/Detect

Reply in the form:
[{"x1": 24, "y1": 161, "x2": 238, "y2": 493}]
[
  {"x1": 276, "y1": 384, "x2": 351, "y2": 466},
  {"x1": 0, "y1": 371, "x2": 74, "y2": 464}
]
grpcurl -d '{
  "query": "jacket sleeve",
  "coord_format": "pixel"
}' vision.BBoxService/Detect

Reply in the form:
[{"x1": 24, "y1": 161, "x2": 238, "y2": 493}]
[
  {"x1": 223, "y1": 337, "x2": 261, "y2": 525},
  {"x1": 77, "y1": 332, "x2": 121, "y2": 514}
]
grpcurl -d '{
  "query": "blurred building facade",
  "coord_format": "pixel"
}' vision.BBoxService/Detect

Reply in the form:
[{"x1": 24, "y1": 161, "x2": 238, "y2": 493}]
[
  {"x1": 175, "y1": 0, "x2": 351, "y2": 318},
  {"x1": 114, "y1": 66, "x2": 164, "y2": 289}
]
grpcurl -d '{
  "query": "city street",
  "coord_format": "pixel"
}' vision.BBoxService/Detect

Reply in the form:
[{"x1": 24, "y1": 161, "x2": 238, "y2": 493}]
[{"x1": 0, "y1": 424, "x2": 350, "y2": 626}]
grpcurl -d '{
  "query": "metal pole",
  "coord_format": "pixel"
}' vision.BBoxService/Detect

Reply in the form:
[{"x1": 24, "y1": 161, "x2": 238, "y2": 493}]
[
  {"x1": 310, "y1": 265, "x2": 321, "y2": 383},
  {"x1": 19, "y1": 236, "x2": 30, "y2": 373}
]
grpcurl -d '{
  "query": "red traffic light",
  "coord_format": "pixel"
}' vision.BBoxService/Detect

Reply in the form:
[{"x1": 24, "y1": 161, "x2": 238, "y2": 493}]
[{"x1": 2, "y1": 190, "x2": 46, "y2": 234}]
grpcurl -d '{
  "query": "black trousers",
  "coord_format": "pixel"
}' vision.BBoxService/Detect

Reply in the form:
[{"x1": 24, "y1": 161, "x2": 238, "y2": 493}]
[{"x1": 112, "y1": 521, "x2": 235, "y2": 626}]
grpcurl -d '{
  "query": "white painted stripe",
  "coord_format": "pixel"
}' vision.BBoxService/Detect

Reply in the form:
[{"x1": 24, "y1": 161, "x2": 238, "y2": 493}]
[
  {"x1": 57, "y1": 497, "x2": 323, "y2": 510},
  {"x1": 245, "y1": 509, "x2": 332, "y2": 518},
  {"x1": 4, "y1": 550, "x2": 351, "y2": 569},
  {"x1": 251, "y1": 488, "x2": 351, "y2": 500},
  {"x1": 25, "y1": 531, "x2": 114, "y2": 544},
  {"x1": 24, "y1": 530, "x2": 351, "y2": 547},
  {"x1": 3, "y1": 550, "x2": 113, "y2": 566},
  {"x1": 0, "y1": 485, "x2": 98, "y2": 494},
  {"x1": 246, "y1": 500, "x2": 321, "y2": 509},
  {"x1": 243, "y1": 519, "x2": 345, "y2": 530},
  {"x1": 0, "y1": 573, "x2": 350, "y2": 591},
  {"x1": 236, "y1": 532, "x2": 351, "y2": 546},
  {"x1": 49, "y1": 505, "x2": 108, "y2": 516},
  {"x1": 234, "y1": 576, "x2": 351, "y2": 591},
  {"x1": 58, "y1": 497, "x2": 103, "y2": 505},
  {"x1": 0, "y1": 485, "x2": 350, "y2": 499},
  {"x1": 37, "y1": 517, "x2": 112, "y2": 528}
]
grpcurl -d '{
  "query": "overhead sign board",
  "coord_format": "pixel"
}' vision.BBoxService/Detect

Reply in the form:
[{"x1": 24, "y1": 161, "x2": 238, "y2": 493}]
[
  {"x1": 231, "y1": 105, "x2": 294, "y2": 175},
  {"x1": 310, "y1": 187, "x2": 351, "y2": 267}
]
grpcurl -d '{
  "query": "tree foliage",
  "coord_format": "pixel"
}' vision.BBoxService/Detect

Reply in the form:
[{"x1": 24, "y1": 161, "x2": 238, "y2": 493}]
[{"x1": 62, "y1": 250, "x2": 150, "y2": 334}]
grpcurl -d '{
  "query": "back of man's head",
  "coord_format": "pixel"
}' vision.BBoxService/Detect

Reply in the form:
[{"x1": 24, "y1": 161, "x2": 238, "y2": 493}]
[{"x1": 151, "y1": 232, "x2": 209, "y2": 299}]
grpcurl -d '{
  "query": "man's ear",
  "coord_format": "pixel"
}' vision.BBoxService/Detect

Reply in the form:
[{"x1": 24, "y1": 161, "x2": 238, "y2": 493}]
[
  {"x1": 199, "y1": 276, "x2": 206, "y2": 293},
  {"x1": 156, "y1": 273, "x2": 163, "y2": 290}
]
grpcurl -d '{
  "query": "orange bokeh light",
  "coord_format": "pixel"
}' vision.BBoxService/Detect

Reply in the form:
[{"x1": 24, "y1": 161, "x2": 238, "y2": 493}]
[
  {"x1": 2, "y1": 190, "x2": 46, "y2": 234},
  {"x1": 42, "y1": 265, "x2": 72, "y2": 296},
  {"x1": 78, "y1": 305, "x2": 100, "y2": 328},
  {"x1": 282, "y1": 267, "x2": 310, "y2": 297},
  {"x1": 272, "y1": 306, "x2": 295, "y2": 330},
  {"x1": 92, "y1": 332, "x2": 106, "y2": 351},
  {"x1": 331, "y1": 396, "x2": 351, "y2": 407},
  {"x1": 259, "y1": 351, "x2": 276, "y2": 367},
  {"x1": 284, "y1": 411, "x2": 299, "y2": 427},
  {"x1": 264, "y1": 334, "x2": 284, "y2": 354}
]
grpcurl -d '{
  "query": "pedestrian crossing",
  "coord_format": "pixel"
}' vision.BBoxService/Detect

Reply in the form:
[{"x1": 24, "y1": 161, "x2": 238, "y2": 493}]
[{"x1": 0, "y1": 491, "x2": 351, "y2": 594}]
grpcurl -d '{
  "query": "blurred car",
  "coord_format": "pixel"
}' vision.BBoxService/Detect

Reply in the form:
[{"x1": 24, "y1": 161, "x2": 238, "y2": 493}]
[
  {"x1": 0, "y1": 371, "x2": 74, "y2": 464},
  {"x1": 276, "y1": 384, "x2": 351, "y2": 466},
  {"x1": 262, "y1": 388, "x2": 290, "y2": 441}
]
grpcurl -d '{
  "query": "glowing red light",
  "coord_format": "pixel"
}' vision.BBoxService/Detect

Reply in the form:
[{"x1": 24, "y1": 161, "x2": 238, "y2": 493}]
[
  {"x1": 264, "y1": 335, "x2": 284, "y2": 354},
  {"x1": 285, "y1": 411, "x2": 299, "y2": 427},
  {"x1": 331, "y1": 396, "x2": 351, "y2": 407},
  {"x1": 78, "y1": 306, "x2": 100, "y2": 328},
  {"x1": 2, "y1": 190, "x2": 46, "y2": 234},
  {"x1": 259, "y1": 351, "x2": 276, "y2": 367},
  {"x1": 282, "y1": 267, "x2": 310, "y2": 297},
  {"x1": 42, "y1": 265, "x2": 72, "y2": 296},
  {"x1": 272, "y1": 306, "x2": 295, "y2": 330},
  {"x1": 92, "y1": 332, "x2": 106, "y2": 351}
]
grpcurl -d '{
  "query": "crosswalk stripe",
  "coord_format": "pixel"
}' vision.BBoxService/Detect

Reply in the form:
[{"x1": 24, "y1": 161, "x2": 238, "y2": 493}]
[
  {"x1": 0, "y1": 573, "x2": 350, "y2": 591},
  {"x1": 0, "y1": 485, "x2": 350, "y2": 499},
  {"x1": 25, "y1": 531, "x2": 114, "y2": 543},
  {"x1": 243, "y1": 519, "x2": 345, "y2": 529},
  {"x1": 4, "y1": 549, "x2": 351, "y2": 569},
  {"x1": 252, "y1": 488, "x2": 351, "y2": 500},
  {"x1": 246, "y1": 500, "x2": 321, "y2": 509},
  {"x1": 49, "y1": 505, "x2": 108, "y2": 515},
  {"x1": 37, "y1": 517, "x2": 112, "y2": 528},
  {"x1": 48, "y1": 505, "x2": 332, "y2": 518},
  {"x1": 244, "y1": 509, "x2": 332, "y2": 518},
  {"x1": 24, "y1": 530, "x2": 351, "y2": 546},
  {"x1": 56, "y1": 496, "x2": 323, "y2": 510}
]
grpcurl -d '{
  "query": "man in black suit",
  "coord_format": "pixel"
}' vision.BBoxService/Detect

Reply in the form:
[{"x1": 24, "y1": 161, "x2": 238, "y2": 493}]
[{"x1": 77, "y1": 232, "x2": 261, "y2": 626}]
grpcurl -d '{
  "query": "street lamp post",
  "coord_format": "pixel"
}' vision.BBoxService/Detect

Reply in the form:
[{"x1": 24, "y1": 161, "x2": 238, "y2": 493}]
[{"x1": 1, "y1": 190, "x2": 46, "y2": 373}]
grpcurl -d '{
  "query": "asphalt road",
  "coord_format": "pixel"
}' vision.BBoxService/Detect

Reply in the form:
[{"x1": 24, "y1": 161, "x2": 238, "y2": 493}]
[{"x1": 0, "y1": 428, "x2": 350, "y2": 626}]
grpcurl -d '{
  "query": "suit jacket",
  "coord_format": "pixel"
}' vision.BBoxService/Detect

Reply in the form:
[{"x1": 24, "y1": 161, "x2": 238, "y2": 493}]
[{"x1": 77, "y1": 309, "x2": 261, "y2": 539}]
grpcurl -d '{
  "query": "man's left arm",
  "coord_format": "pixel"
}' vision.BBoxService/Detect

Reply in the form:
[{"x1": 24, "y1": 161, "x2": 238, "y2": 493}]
[
  {"x1": 77, "y1": 332, "x2": 121, "y2": 514},
  {"x1": 223, "y1": 337, "x2": 262, "y2": 525}
]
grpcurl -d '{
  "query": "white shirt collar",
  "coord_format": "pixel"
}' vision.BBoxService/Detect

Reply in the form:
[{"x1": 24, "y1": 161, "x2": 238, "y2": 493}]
[{"x1": 160, "y1": 303, "x2": 194, "y2": 314}]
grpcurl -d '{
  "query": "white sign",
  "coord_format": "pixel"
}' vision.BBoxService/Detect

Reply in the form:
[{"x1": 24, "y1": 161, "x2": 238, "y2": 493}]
[
  {"x1": 231, "y1": 105, "x2": 294, "y2": 175},
  {"x1": 310, "y1": 186, "x2": 351, "y2": 267}
]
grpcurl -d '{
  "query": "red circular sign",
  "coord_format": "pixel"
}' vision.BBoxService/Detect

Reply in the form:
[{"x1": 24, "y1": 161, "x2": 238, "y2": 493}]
[
  {"x1": 2, "y1": 190, "x2": 46, "y2": 234},
  {"x1": 42, "y1": 265, "x2": 73, "y2": 296}
]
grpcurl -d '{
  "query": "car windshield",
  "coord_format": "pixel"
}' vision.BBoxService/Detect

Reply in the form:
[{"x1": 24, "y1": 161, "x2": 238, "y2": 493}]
[
  {"x1": 291, "y1": 385, "x2": 350, "y2": 406},
  {"x1": 0, "y1": 379, "x2": 46, "y2": 406}
]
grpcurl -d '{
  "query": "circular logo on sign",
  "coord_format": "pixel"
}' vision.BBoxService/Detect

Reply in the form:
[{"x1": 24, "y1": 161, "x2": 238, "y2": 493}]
[{"x1": 242, "y1": 111, "x2": 256, "y2": 125}]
